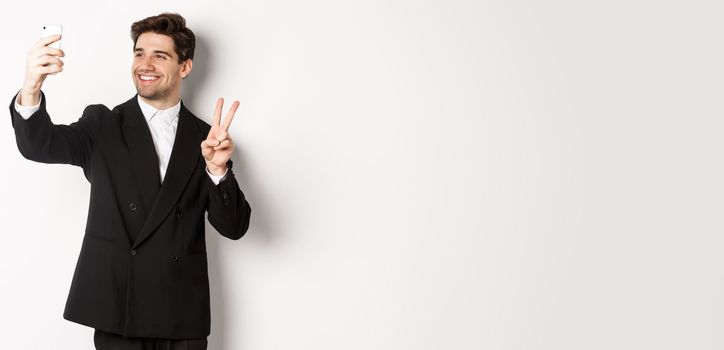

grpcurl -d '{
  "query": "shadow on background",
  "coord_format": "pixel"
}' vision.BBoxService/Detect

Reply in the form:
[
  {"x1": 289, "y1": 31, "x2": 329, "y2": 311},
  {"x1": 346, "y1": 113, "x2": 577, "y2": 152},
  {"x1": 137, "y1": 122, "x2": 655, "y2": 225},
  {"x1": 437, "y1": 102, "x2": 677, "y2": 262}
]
[{"x1": 181, "y1": 32, "x2": 276, "y2": 349}]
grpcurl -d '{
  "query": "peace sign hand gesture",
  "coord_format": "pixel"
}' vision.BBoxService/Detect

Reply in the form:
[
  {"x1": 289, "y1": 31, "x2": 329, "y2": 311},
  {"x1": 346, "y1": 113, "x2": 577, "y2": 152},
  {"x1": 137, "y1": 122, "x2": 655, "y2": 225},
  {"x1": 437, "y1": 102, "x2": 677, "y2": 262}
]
[{"x1": 201, "y1": 98, "x2": 240, "y2": 175}]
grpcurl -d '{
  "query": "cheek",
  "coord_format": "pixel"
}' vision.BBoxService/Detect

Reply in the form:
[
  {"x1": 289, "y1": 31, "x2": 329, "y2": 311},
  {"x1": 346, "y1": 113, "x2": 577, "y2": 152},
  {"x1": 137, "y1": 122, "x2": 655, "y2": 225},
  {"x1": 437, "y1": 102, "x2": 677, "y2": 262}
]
[{"x1": 170, "y1": 68, "x2": 184, "y2": 80}]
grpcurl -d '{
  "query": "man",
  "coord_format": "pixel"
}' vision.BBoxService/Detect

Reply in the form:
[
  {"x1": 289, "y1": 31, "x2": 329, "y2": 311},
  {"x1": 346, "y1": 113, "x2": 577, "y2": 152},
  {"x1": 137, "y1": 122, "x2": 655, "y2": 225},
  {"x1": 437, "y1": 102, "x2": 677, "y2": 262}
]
[{"x1": 9, "y1": 13, "x2": 251, "y2": 350}]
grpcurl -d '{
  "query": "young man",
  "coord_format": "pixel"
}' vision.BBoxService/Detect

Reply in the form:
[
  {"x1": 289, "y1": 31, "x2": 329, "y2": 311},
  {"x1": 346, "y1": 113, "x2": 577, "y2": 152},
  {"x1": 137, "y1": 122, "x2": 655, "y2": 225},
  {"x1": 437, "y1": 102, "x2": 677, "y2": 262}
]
[{"x1": 9, "y1": 13, "x2": 251, "y2": 350}]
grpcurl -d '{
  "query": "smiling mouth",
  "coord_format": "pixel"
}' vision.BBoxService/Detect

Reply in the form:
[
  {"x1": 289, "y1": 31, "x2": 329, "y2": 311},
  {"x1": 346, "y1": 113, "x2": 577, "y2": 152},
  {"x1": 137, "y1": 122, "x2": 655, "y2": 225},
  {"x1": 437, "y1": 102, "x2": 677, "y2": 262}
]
[{"x1": 137, "y1": 74, "x2": 160, "y2": 85}]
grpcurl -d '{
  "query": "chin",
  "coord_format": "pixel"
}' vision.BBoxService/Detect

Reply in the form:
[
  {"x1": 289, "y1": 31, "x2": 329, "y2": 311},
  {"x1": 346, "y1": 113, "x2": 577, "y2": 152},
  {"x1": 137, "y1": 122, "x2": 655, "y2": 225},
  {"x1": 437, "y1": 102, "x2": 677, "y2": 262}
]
[
  {"x1": 135, "y1": 88, "x2": 153, "y2": 99},
  {"x1": 135, "y1": 84, "x2": 155, "y2": 96}
]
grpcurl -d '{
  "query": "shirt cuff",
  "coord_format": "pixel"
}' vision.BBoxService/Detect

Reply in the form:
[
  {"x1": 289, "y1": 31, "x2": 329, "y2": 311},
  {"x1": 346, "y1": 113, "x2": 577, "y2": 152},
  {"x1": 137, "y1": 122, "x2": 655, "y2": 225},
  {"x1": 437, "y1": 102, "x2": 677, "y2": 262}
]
[
  {"x1": 14, "y1": 91, "x2": 42, "y2": 120},
  {"x1": 206, "y1": 166, "x2": 228, "y2": 185}
]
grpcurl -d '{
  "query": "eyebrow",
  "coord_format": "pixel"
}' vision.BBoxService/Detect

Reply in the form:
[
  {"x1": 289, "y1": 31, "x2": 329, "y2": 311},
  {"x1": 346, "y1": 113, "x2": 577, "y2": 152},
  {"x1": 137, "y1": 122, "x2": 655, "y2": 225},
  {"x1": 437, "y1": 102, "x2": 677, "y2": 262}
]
[{"x1": 134, "y1": 48, "x2": 173, "y2": 57}]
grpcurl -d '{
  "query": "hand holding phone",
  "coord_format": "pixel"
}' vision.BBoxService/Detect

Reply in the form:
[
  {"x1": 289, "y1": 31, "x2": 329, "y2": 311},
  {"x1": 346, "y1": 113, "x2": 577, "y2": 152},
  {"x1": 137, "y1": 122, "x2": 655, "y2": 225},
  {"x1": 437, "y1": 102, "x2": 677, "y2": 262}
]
[{"x1": 18, "y1": 25, "x2": 65, "y2": 105}]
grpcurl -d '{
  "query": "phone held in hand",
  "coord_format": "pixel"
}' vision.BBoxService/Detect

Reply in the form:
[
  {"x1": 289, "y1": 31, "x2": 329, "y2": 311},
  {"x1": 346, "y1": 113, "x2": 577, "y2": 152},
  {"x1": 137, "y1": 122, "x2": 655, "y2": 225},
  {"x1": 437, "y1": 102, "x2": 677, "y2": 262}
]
[
  {"x1": 42, "y1": 24, "x2": 63, "y2": 49},
  {"x1": 41, "y1": 24, "x2": 63, "y2": 74}
]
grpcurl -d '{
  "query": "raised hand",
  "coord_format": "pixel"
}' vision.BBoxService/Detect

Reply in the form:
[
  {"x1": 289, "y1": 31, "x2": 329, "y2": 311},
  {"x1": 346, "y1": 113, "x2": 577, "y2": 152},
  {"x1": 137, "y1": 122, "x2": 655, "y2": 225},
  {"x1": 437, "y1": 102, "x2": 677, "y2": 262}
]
[
  {"x1": 21, "y1": 34, "x2": 65, "y2": 106},
  {"x1": 201, "y1": 98, "x2": 240, "y2": 175}
]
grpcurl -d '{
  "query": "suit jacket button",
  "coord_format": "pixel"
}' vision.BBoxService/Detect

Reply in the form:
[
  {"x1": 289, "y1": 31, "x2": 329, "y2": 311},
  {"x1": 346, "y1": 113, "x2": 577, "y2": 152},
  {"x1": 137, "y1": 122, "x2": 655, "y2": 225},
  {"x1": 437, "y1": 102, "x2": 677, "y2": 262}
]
[
  {"x1": 129, "y1": 203, "x2": 137, "y2": 211},
  {"x1": 176, "y1": 210, "x2": 182, "y2": 218},
  {"x1": 130, "y1": 249, "x2": 136, "y2": 256},
  {"x1": 171, "y1": 255, "x2": 179, "y2": 262}
]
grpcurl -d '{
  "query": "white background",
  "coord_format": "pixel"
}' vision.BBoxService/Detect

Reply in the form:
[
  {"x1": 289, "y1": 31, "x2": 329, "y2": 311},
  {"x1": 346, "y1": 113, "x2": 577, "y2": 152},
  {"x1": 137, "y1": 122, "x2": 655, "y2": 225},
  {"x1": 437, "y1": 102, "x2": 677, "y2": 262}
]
[{"x1": 1, "y1": 0, "x2": 724, "y2": 349}]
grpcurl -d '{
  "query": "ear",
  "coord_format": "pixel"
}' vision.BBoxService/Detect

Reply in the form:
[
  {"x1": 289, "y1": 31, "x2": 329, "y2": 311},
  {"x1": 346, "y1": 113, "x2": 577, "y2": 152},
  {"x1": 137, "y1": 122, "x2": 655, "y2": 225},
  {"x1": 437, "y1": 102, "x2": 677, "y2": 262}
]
[{"x1": 180, "y1": 59, "x2": 193, "y2": 79}]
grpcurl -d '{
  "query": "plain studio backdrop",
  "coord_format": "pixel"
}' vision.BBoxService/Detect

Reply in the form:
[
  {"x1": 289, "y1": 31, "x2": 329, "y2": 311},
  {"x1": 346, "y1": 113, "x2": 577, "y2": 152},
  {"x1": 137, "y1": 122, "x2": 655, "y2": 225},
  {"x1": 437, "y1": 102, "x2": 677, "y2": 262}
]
[{"x1": 1, "y1": 0, "x2": 724, "y2": 349}]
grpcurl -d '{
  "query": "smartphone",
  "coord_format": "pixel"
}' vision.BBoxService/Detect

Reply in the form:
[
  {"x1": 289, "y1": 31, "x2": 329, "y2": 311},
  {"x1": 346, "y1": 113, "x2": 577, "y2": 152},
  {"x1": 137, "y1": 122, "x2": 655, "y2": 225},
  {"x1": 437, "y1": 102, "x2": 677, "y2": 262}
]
[
  {"x1": 41, "y1": 24, "x2": 63, "y2": 74},
  {"x1": 42, "y1": 24, "x2": 63, "y2": 49}
]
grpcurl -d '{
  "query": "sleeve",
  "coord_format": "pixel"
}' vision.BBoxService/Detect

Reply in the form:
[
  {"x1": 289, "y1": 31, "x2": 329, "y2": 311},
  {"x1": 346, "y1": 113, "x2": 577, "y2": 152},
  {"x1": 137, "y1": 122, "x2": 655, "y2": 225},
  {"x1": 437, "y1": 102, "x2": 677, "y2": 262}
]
[
  {"x1": 9, "y1": 90, "x2": 102, "y2": 169},
  {"x1": 205, "y1": 166, "x2": 228, "y2": 185},
  {"x1": 14, "y1": 91, "x2": 42, "y2": 119},
  {"x1": 205, "y1": 160, "x2": 252, "y2": 240}
]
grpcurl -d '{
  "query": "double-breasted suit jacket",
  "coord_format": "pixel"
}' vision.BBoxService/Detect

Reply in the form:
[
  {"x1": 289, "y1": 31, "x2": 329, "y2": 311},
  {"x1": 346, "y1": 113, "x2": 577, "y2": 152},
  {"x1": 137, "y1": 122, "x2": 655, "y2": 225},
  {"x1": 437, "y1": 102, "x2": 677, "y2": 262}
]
[{"x1": 9, "y1": 91, "x2": 251, "y2": 339}]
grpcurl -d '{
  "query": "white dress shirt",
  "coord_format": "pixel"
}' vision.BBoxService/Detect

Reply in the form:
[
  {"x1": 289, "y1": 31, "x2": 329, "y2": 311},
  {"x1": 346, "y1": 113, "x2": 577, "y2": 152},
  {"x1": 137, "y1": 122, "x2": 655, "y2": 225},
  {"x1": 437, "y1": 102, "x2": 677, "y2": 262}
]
[{"x1": 14, "y1": 92, "x2": 227, "y2": 185}]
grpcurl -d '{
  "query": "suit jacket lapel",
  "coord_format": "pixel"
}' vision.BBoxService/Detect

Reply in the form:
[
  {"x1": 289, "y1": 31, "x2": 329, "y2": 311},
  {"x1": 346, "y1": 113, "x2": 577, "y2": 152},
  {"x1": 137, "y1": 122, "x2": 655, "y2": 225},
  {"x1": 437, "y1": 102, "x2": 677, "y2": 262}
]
[
  {"x1": 132, "y1": 102, "x2": 204, "y2": 249},
  {"x1": 121, "y1": 96, "x2": 161, "y2": 213}
]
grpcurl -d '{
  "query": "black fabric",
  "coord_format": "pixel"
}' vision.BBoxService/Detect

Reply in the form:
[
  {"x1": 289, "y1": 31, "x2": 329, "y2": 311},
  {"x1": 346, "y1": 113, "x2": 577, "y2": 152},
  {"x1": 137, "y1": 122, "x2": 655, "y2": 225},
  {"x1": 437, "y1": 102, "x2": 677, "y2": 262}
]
[
  {"x1": 94, "y1": 329, "x2": 208, "y2": 350},
  {"x1": 10, "y1": 92, "x2": 251, "y2": 338}
]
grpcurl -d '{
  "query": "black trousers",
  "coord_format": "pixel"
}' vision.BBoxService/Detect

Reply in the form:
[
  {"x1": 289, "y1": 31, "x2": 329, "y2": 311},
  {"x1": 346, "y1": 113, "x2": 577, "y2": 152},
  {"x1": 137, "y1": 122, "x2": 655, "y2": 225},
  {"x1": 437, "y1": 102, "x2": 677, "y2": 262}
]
[{"x1": 93, "y1": 329, "x2": 208, "y2": 350}]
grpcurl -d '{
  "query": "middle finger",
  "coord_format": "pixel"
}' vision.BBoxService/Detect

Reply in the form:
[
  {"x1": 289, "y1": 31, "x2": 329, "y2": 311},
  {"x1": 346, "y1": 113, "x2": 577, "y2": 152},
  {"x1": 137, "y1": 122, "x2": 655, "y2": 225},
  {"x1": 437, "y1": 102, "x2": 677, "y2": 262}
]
[{"x1": 222, "y1": 101, "x2": 240, "y2": 131}]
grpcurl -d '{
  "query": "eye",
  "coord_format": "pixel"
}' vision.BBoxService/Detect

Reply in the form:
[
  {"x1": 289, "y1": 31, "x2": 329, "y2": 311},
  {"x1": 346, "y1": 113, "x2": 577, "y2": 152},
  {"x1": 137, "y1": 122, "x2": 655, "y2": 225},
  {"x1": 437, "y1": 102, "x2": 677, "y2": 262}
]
[{"x1": 156, "y1": 54, "x2": 167, "y2": 60}]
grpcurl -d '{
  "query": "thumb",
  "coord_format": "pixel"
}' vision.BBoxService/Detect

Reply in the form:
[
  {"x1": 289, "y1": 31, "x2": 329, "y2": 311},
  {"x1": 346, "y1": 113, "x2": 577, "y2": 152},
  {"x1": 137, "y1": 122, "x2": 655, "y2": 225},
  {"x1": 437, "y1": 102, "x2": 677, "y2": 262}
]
[{"x1": 201, "y1": 140, "x2": 215, "y2": 158}]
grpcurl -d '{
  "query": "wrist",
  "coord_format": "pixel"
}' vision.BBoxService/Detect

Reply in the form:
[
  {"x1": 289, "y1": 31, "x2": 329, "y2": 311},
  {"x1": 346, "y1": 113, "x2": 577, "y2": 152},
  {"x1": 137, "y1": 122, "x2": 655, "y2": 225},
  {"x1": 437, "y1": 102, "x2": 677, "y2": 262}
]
[
  {"x1": 207, "y1": 164, "x2": 227, "y2": 176},
  {"x1": 18, "y1": 87, "x2": 40, "y2": 106}
]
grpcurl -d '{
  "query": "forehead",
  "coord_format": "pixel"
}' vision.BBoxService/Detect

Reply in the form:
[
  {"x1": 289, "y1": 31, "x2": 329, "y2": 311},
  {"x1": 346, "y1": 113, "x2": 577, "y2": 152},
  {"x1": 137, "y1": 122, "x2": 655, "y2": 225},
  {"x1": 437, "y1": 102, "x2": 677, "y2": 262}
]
[{"x1": 135, "y1": 32, "x2": 176, "y2": 55}]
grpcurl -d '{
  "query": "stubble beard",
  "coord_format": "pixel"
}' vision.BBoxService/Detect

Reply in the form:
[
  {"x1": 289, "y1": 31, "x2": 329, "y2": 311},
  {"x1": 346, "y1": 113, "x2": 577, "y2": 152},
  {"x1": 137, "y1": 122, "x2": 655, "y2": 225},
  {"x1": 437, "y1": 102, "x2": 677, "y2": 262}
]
[{"x1": 136, "y1": 83, "x2": 171, "y2": 101}]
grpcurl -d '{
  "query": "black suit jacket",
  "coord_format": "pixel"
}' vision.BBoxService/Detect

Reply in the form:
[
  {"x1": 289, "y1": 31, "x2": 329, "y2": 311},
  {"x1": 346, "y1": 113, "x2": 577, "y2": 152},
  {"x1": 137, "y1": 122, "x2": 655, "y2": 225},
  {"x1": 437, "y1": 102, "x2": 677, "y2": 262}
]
[{"x1": 9, "y1": 92, "x2": 251, "y2": 339}]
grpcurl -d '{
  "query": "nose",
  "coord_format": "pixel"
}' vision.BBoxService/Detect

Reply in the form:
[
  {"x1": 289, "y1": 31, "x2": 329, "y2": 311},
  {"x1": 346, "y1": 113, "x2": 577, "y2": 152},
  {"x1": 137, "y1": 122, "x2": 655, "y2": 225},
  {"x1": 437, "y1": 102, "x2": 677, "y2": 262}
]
[{"x1": 137, "y1": 55, "x2": 154, "y2": 72}]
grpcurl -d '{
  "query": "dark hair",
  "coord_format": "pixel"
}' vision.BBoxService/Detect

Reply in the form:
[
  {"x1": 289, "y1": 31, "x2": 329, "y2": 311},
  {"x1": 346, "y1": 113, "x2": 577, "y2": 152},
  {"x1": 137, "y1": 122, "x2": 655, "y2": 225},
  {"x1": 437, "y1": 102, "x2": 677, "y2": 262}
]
[{"x1": 130, "y1": 13, "x2": 195, "y2": 63}]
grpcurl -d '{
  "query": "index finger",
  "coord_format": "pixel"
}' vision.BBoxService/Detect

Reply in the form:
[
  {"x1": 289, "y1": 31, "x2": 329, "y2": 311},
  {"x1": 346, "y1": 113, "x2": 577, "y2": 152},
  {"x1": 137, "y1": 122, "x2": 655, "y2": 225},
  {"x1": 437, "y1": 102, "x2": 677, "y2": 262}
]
[
  {"x1": 222, "y1": 101, "x2": 240, "y2": 131},
  {"x1": 212, "y1": 98, "x2": 223, "y2": 127},
  {"x1": 35, "y1": 34, "x2": 61, "y2": 50}
]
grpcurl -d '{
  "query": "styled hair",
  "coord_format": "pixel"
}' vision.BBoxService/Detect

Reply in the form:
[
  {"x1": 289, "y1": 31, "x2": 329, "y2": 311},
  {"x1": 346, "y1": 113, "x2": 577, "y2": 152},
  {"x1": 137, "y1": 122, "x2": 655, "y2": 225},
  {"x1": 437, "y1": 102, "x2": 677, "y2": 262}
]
[{"x1": 131, "y1": 13, "x2": 195, "y2": 63}]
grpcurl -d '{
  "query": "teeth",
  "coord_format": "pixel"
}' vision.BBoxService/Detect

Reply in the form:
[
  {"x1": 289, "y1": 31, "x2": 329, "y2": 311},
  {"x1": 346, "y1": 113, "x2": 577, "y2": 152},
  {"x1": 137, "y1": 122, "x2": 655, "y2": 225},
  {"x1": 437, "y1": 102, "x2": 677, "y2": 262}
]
[{"x1": 140, "y1": 75, "x2": 158, "y2": 81}]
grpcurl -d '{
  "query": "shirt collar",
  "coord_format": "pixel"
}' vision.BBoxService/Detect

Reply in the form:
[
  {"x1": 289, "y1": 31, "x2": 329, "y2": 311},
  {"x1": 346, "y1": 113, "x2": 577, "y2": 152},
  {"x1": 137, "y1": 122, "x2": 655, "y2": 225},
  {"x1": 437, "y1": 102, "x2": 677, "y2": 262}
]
[{"x1": 137, "y1": 96, "x2": 181, "y2": 124}]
